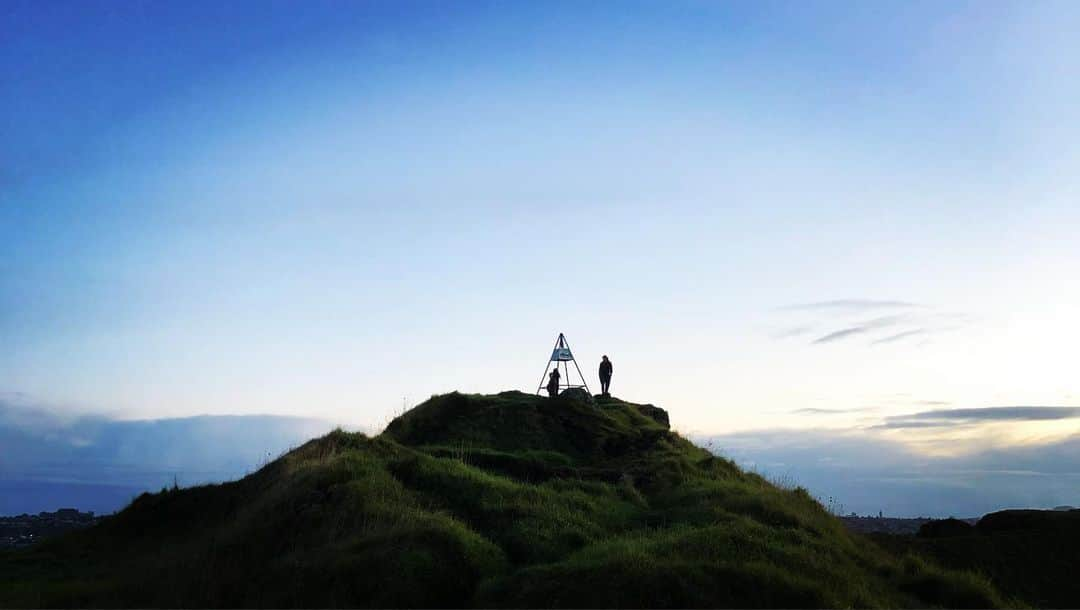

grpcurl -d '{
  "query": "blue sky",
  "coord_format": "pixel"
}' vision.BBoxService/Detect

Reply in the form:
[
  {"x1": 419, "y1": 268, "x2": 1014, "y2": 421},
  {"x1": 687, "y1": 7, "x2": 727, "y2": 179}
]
[{"x1": 3, "y1": 1, "x2": 1080, "y2": 515}]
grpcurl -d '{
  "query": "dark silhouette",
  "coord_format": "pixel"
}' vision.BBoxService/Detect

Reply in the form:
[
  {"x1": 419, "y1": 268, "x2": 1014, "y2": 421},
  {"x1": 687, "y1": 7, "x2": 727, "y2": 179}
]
[
  {"x1": 917, "y1": 518, "x2": 975, "y2": 539},
  {"x1": 875, "y1": 508, "x2": 1080, "y2": 608},
  {"x1": 546, "y1": 368, "x2": 561, "y2": 397},
  {"x1": 599, "y1": 355, "x2": 613, "y2": 396}
]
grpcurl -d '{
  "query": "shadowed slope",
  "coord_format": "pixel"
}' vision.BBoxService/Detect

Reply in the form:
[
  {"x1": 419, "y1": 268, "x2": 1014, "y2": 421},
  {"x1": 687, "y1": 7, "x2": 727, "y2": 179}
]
[
  {"x1": 875, "y1": 509, "x2": 1080, "y2": 608},
  {"x1": 0, "y1": 392, "x2": 1007, "y2": 608}
]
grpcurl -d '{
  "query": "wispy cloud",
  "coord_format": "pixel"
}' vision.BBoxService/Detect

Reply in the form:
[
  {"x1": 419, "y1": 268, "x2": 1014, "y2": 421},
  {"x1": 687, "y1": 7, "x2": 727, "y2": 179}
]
[
  {"x1": 773, "y1": 326, "x2": 812, "y2": 339},
  {"x1": 791, "y1": 407, "x2": 874, "y2": 415},
  {"x1": 880, "y1": 406, "x2": 1080, "y2": 429},
  {"x1": 871, "y1": 329, "x2": 928, "y2": 345},
  {"x1": 781, "y1": 299, "x2": 923, "y2": 312},
  {"x1": 772, "y1": 298, "x2": 969, "y2": 347},
  {"x1": 870, "y1": 420, "x2": 969, "y2": 430},
  {"x1": 812, "y1": 327, "x2": 867, "y2": 344},
  {"x1": 810, "y1": 314, "x2": 910, "y2": 345}
]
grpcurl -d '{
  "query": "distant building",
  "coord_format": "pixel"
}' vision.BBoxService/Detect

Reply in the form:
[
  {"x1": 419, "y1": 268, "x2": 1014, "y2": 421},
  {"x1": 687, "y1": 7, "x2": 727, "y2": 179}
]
[{"x1": 2, "y1": 509, "x2": 100, "y2": 549}]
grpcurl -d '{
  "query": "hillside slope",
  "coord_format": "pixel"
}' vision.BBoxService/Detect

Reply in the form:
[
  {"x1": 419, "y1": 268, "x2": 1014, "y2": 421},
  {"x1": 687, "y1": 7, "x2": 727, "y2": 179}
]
[
  {"x1": 0, "y1": 392, "x2": 1005, "y2": 608},
  {"x1": 874, "y1": 509, "x2": 1080, "y2": 608}
]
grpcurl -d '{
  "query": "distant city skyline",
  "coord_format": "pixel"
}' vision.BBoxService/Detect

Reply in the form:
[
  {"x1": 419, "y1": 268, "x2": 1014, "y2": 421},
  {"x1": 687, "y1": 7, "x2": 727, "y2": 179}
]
[{"x1": 3, "y1": 1, "x2": 1080, "y2": 516}]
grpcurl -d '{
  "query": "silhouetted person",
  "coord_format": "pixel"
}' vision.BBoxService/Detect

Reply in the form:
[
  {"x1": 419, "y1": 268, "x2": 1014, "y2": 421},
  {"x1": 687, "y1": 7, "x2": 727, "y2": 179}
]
[
  {"x1": 599, "y1": 355, "x2": 613, "y2": 396},
  {"x1": 547, "y1": 368, "x2": 561, "y2": 398}
]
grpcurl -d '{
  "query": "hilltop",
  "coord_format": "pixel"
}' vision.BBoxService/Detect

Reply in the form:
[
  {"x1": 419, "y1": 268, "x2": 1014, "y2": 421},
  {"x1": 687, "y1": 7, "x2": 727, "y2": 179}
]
[{"x1": 0, "y1": 391, "x2": 1005, "y2": 608}]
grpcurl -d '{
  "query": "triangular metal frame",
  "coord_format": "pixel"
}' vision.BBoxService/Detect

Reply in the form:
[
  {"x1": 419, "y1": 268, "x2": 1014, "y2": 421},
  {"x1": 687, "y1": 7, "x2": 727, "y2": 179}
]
[{"x1": 535, "y1": 332, "x2": 590, "y2": 396}]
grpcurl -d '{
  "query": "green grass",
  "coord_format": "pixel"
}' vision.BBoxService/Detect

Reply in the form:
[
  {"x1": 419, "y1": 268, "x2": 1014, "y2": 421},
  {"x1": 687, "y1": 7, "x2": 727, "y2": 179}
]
[{"x1": 0, "y1": 391, "x2": 1007, "y2": 608}]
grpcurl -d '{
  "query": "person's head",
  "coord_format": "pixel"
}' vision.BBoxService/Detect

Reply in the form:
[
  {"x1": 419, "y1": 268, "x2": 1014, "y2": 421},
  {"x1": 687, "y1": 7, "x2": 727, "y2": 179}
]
[{"x1": 602, "y1": 355, "x2": 609, "y2": 361}]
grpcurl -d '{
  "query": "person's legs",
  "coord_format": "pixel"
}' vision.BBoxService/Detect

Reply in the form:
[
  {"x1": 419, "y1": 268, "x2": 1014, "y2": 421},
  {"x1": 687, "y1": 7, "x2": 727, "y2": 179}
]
[{"x1": 601, "y1": 377, "x2": 610, "y2": 395}]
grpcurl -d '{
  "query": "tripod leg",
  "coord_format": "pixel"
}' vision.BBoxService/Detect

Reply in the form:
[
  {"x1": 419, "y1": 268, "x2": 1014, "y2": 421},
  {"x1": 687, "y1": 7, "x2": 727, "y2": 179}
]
[{"x1": 536, "y1": 334, "x2": 562, "y2": 394}]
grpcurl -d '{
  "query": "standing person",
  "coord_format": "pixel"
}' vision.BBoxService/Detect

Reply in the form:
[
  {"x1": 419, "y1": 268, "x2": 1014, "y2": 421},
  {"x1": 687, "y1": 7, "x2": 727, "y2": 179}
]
[
  {"x1": 547, "y1": 368, "x2": 561, "y2": 398},
  {"x1": 599, "y1": 355, "x2": 613, "y2": 397}
]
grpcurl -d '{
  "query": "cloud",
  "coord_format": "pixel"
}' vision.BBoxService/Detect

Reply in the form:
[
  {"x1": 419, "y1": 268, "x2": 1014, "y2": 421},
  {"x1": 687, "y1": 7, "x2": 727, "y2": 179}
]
[
  {"x1": 810, "y1": 314, "x2": 910, "y2": 345},
  {"x1": 773, "y1": 299, "x2": 969, "y2": 347},
  {"x1": 0, "y1": 399, "x2": 334, "y2": 514},
  {"x1": 870, "y1": 420, "x2": 967, "y2": 430},
  {"x1": 812, "y1": 327, "x2": 867, "y2": 344},
  {"x1": 780, "y1": 299, "x2": 923, "y2": 312},
  {"x1": 871, "y1": 329, "x2": 929, "y2": 345},
  {"x1": 792, "y1": 408, "x2": 849, "y2": 415},
  {"x1": 773, "y1": 326, "x2": 812, "y2": 339},
  {"x1": 696, "y1": 428, "x2": 1080, "y2": 517},
  {"x1": 790, "y1": 407, "x2": 873, "y2": 415},
  {"x1": 882, "y1": 406, "x2": 1080, "y2": 429}
]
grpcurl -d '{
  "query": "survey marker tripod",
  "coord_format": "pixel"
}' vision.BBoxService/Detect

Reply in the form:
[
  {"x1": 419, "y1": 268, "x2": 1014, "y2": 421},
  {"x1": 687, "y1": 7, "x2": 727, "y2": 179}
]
[{"x1": 535, "y1": 332, "x2": 591, "y2": 396}]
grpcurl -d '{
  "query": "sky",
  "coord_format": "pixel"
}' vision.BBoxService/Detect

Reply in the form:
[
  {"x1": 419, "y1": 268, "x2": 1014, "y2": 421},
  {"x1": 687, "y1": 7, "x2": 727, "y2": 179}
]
[
  {"x1": 0, "y1": 400, "x2": 328, "y2": 514},
  {"x1": 3, "y1": 1, "x2": 1080, "y2": 516}
]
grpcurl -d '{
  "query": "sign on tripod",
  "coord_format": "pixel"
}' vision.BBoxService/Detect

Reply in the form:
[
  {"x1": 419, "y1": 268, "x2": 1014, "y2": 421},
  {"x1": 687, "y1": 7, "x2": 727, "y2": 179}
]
[
  {"x1": 536, "y1": 333, "x2": 590, "y2": 396},
  {"x1": 551, "y1": 347, "x2": 573, "y2": 361}
]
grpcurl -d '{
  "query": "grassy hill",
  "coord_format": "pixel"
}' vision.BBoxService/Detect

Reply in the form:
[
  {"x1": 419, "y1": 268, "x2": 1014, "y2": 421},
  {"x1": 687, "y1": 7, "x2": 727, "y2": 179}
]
[
  {"x1": 0, "y1": 391, "x2": 1007, "y2": 608},
  {"x1": 873, "y1": 509, "x2": 1080, "y2": 608}
]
